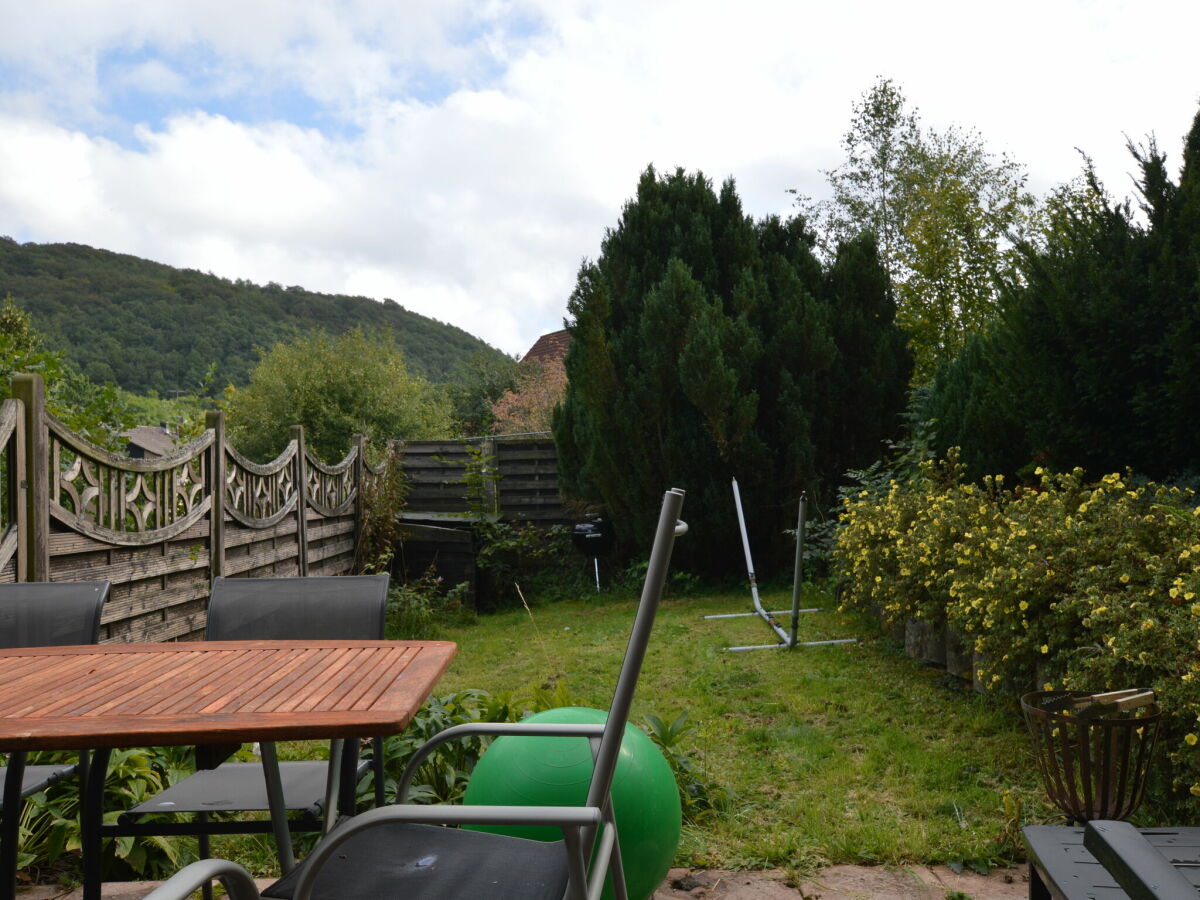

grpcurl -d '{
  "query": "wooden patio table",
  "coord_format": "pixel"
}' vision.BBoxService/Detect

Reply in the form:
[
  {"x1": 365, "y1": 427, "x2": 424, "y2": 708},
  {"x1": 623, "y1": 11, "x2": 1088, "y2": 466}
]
[{"x1": 0, "y1": 639, "x2": 457, "y2": 900}]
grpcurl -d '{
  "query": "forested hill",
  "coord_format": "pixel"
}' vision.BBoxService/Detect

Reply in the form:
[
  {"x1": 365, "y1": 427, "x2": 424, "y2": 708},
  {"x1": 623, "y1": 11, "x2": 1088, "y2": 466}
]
[{"x1": 0, "y1": 238, "x2": 503, "y2": 395}]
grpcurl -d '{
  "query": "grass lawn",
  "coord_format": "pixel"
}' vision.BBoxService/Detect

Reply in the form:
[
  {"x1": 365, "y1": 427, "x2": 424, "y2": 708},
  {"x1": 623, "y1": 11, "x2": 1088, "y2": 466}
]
[
  {"x1": 432, "y1": 582, "x2": 1050, "y2": 874},
  {"x1": 210, "y1": 582, "x2": 1051, "y2": 881}
]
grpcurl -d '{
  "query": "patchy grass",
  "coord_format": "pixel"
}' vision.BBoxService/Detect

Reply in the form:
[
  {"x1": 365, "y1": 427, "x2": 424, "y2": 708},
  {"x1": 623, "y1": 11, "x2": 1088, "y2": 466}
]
[
  {"x1": 434, "y1": 583, "x2": 1050, "y2": 872},
  {"x1": 205, "y1": 583, "x2": 1050, "y2": 879}
]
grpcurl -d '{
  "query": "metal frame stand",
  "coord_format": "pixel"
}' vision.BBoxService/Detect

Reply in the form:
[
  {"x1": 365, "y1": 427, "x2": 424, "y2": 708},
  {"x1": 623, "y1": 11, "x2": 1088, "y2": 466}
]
[{"x1": 705, "y1": 477, "x2": 858, "y2": 652}]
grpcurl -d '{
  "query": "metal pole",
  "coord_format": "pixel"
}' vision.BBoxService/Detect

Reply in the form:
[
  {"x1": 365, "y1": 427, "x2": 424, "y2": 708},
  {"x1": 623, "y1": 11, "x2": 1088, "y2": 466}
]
[
  {"x1": 789, "y1": 492, "x2": 806, "y2": 648},
  {"x1": 731, "y1": 478, "x2": 789, "y2": 645},
  {"x1": 593, "y1": 557, "x2": 601, "y2": 593}
]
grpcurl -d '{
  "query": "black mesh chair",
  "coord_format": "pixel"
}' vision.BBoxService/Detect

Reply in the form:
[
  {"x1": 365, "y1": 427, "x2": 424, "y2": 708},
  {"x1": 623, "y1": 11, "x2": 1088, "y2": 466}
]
[
  {"x1": 142, "y1": 490, "x2": 686, "y2": 900},
  {"x1": 0, "y1": 581, "x2": 110, "y2": 886},
  {"x1": 116, "y1": 574, "x2": 390, "y2": 871}
]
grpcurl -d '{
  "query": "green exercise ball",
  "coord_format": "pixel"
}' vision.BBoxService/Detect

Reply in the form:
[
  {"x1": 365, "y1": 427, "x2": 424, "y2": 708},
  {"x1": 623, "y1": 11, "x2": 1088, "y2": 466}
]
[{"x1": 463, "y1": 706, "x2": 681, "y2": 900}]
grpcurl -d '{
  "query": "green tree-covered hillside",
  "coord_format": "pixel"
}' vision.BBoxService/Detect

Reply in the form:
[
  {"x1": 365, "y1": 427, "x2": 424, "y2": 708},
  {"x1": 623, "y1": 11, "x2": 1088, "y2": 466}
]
[{"x1": 0, "y1": 238, "x2": 504, "y2": 395}]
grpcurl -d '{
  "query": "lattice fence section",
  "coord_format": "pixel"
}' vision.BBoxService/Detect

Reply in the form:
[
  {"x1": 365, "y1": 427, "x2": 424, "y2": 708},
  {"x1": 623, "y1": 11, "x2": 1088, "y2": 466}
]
[
  {"x1": 307, "y1": 448, "x2": 356, "y2": 516},
  {"x1": 225, "y1": 442, "x2": 298, "y2": 527},
  {"x1": 0, "y1": 370, "x2": 381, "y2": 640},
  {"x1": 47, "y1": 415, "x2": 213, "y2": 543}
]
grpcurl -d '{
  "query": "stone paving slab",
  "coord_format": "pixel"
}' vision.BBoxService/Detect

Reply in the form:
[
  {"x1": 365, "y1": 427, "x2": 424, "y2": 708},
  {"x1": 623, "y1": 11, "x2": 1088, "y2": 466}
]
[{"x1": 17, "y1": 866, "x2": 1028, "y2": 899}]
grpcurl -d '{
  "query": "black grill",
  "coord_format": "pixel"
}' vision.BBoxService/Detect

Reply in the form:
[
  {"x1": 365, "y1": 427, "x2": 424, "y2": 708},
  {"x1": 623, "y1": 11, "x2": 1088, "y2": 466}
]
[{"x1": 571, "y1": 517, "x2": 614, "y2": 557}]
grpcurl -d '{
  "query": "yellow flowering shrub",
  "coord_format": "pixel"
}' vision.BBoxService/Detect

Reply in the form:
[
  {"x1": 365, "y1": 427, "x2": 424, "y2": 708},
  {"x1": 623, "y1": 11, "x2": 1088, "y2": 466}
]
[{"x1": 834, "y1": 460, "x2": 1200, "y2": 816}]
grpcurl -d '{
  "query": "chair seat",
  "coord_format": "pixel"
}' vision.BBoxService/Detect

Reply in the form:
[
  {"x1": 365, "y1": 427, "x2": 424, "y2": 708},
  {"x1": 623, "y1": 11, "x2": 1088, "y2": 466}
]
[
  {"x1": 261, "y1": 823, "x2": 570, "y2": 900},
  {"x1": 123, "y1": 761, "x2": 366, "y2": 817},
  {"x1": 0, "y1": 763, "x2": 78, "y2": 808}
]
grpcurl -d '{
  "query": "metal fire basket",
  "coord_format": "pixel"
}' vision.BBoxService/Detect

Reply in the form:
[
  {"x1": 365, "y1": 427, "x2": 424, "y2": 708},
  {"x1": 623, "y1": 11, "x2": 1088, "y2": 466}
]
[{"x1": 1021, "y1": 689, "x2": 1162, "y2": 823}]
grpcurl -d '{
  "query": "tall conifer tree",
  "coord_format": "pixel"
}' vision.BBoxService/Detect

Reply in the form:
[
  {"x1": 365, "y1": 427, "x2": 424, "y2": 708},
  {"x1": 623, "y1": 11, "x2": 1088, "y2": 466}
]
[
  {"x1": 555, "y1": 167, "x2": 910, "y2": 574},
  {"x1": 927, "y1": 105, "x2": 1200, "y2": 479}
]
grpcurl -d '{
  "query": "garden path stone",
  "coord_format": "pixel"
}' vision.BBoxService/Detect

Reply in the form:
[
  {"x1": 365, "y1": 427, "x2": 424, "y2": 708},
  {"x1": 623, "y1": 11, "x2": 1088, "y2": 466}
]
[
  {"x1": 653, "y1": 865, "x2": 1028, "y2": 899},
  {"x1": 15, "y1": 866, "x2": 1028, "y2": 899}
]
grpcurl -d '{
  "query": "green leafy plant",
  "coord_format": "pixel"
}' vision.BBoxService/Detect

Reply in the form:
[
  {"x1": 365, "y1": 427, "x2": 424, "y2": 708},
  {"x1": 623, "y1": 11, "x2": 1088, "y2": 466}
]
[
  {"x1": 384, "y1": 568, "x2": 471, "y2": 640},
  {"x1": 474, "y1": 521, "x2": 584, "y2": 609},
  {"x1": 355, "y1": 441, "x2": 409, "y2": 574},
  {"x1": 642, "y1": 711, "x2": 734, "y2": 825},
  {"x1": 18, "y1": 746, "x2": 193, "y2": 882}
]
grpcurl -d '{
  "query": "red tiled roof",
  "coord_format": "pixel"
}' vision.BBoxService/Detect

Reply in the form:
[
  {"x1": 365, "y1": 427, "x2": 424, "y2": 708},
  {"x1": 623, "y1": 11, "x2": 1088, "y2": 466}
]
[{"x1": 520, "y1": 329, "x2": 571, "y2": 366}]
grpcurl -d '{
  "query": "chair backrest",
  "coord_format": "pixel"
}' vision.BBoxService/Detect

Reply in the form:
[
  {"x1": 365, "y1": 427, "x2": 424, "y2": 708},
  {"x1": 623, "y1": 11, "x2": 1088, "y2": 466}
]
[
  {"x1": 0, "y1": 581, "x2": 110, "y2": 649},
  {"x1": 206, "y1": 574, "x2": 389, "y2": 641},
  {"x1": 585, "y1": 488, "x2": 685, "y2": 811}
]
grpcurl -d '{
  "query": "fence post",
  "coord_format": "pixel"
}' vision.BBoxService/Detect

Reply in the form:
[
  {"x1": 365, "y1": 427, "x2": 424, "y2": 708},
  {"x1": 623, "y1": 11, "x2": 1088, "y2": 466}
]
[
  {"x1": 8, "y1": 399, "x2": 26, "y2": 583},
  {"x1": 205, "y1": 410, "x2": 225, "y2": 582},
  {"x1": 353, "y1": 433, "x2": 365, "y2": 572},
  {"x1": 11, "y1": 375, "x2": 48, "y2": 582},
  {"x1": 291, "y1": 425, "x2": 309, "y2": 576}
]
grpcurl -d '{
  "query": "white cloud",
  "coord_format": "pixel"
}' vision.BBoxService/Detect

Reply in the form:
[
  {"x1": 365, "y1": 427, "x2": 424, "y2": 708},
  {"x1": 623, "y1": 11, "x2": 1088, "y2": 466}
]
[
  {"x1": 1, "y1": 0, "x2": 1199, "y2": 356},
  {"x1": 113, "y1": 59, "x2": 189, "y2": 96}
]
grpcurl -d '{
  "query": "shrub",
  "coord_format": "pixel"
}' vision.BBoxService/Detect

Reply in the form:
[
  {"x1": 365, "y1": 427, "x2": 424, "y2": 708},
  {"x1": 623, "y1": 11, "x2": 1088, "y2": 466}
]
[
  {"x1": 19, "y1": 746, "x2": 193, "y2": 882},
  {"x1": 833, "y1": 461, "x2": 1200, "y2": 816},
  {"x1": 385, "y1": 570, "x2": 472, "y2": 640},
  {"x1": 473, "y1": 522, "x2": 588, "y2": 610}
]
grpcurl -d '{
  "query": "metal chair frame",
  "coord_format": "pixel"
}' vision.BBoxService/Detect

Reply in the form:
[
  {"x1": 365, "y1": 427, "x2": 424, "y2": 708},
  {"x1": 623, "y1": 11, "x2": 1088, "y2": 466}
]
[
  {"x1": 143, "y1": 489, "x2": 687, "y2": 900},
  {"x1": 111, "y1": 575, "x2": 390, "y2": 874}
]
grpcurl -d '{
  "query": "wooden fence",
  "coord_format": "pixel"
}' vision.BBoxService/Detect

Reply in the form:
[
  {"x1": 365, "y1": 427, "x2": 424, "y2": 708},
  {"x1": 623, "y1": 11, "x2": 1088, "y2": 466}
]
[
  {"x1": 2, "y1": 374, "x2": 380, "y2": 642},
  {"x1": 401, "y1": 433, "x2": 567, "y2": 524}
]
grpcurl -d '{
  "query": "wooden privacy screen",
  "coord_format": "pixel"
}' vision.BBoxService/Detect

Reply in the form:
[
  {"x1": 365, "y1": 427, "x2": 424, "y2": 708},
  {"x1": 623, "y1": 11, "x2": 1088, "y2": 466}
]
[
  {"x1": 401, "y1": 434, "x2": 567, "y2": 524},
  {"x1": 5, "y1": 374, "x2": 381, "y2": 643}
]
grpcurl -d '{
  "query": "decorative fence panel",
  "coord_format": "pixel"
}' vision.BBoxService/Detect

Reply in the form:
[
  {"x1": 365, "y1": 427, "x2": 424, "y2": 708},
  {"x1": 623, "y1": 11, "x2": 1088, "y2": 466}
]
[
  {"x1": 7, "y1": 375, "x2": 369, "y2": 643},
  {"x1": 2, "y1": 375, "x2": 570, "y2": 641}
]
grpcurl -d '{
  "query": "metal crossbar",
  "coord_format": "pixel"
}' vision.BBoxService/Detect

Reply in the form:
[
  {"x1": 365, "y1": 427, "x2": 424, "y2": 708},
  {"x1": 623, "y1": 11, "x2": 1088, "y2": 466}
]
[{"x1": 704, "y1": 478, "x2": 858, "y2": 652}]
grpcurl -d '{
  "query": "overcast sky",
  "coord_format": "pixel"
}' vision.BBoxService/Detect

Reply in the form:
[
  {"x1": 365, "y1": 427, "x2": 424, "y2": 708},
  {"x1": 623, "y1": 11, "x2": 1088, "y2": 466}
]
[{"x1": 0, "y1": 1, "x2": 1197, "y2": 358}]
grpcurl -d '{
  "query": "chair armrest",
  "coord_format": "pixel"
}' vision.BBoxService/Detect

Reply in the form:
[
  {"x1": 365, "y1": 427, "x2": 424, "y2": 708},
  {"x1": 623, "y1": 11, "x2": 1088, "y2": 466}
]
[
  {"x1": 397, "y1": 721, "x2": 605, "y2": 801},
  {"x1": 142, "y1": 858, "x2": 261, "y2": 900},
  {"x1": 1083, "y1": 820, "x2": 1196, "y2": 899}
]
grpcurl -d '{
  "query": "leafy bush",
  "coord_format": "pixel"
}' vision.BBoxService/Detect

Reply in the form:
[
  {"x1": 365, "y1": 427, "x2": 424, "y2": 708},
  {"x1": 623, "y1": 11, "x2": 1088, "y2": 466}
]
[
  {"x1": 473, "y1": 522, "x2": 589, "y2": 609},
  {"x1": 385, "y1": 570, "x2": 472, "y2": 640},
  {"x1": 355, "y1": 442, "x2": 409, "y2": 574},
  {"x1": 641, "y1": 711, "x2": 734, "y2": 825},
  {"x1": 19, "y1": 746, "x2": 193, "y2": 883},
  {"x1": 834, "y1": 461, "x2": 1200, "y2": 816},
  {"x1": 224, "y1": 328, "x2": 450, "y2": 464}
]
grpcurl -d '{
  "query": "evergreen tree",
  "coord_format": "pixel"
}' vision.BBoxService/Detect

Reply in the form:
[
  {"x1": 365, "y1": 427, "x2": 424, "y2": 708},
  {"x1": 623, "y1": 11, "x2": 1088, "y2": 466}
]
[
  {"x1": 927, "y1": 105, "x2": 1200, "y2": 479},
  {"x1": 555, "y1": 167, "x2": 910, "y2": 574}
]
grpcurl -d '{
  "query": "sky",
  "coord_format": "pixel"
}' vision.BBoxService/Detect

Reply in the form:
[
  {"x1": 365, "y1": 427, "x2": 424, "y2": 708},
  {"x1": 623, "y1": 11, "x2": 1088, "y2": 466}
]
[{"x1": 0, "y1": 0, "x2": 1197, "y2": 358}]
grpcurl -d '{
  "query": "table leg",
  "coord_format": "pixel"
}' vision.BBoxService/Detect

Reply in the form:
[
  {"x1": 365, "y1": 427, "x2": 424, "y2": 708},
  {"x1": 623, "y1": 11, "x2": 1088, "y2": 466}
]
[
  {"x1": 81, "y1": 747, "x2": 110, "y2": 900},
  {"x1": 1, "y1": 752, "x2": 26, "y2": 900},
  {"x1": 259, "y1": 742, "x2": 294, "y2": 873},
  {"x1": 323, "y1": 740, "x2": 344, "y2": 834}
]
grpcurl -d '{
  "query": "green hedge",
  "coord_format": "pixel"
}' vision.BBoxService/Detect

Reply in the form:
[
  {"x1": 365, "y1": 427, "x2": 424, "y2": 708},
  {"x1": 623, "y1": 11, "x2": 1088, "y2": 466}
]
[{"x1": 833, "y1": 455, "x2": 1200, "y2": 816}]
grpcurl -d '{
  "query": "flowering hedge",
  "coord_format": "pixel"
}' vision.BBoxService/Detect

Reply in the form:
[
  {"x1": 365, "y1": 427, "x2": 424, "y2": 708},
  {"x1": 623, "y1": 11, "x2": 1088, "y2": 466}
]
[{"x1": 833, "y1": 457, "x2": 1200, "y2": 815}]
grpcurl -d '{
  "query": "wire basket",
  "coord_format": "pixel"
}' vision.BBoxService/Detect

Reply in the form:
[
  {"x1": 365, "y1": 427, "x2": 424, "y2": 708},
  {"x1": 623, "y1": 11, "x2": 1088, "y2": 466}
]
[{"x1": 1021, "y1": 689, "x2": 1162, "y2": 823}]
